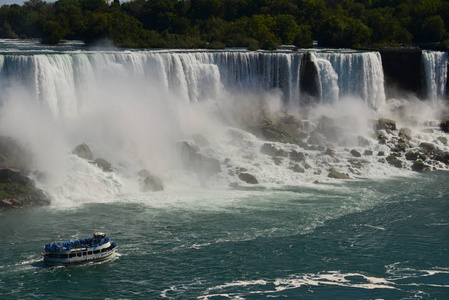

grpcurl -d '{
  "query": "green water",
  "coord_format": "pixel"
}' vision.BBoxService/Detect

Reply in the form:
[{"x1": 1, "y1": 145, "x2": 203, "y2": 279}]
[{"x1": 0, "y1": 172, "x2": 448, "y2": 299}]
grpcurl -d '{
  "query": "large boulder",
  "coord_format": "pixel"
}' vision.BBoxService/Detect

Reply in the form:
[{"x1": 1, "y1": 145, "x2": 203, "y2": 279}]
[
  {"x1": 289, "y1": 150, "x2": 306, "y2": 162},
  {"x1": 328, "y1": 170, "x2": 350, "y2": 179},
  {"x1": 72, "y1": 143, "x2": 94, "y2": 160},
  {"x1": 411, "y1": 160, "x2": 428, "y2": 172},
  {"x1": 317, "y1": 116, "x2": 343, "y2": 141},
  {"x1": 377, "y1": 118, "x2": 396, "y2": 131},
  {"x1": 419, "y1": 142, "x2": 436, "y2": 152},
  {"x1": 260, "y1": 143, "x2": 277, "y2": 156},
  {"x1": 238, "y1": 173, "x2": 258, "y2": 184},
  {"x1": 307, "y1": 131, "x2": 324, "y2": 146},
  {"x1": 178, "y1": 141, "x2": 221, "y2": 175},
  {"x1": 399, "y1": 127, "x2": 412, "y2": 140},
  {"x1": 0, "y1": 168, "x2": 50, "y2": 210},
  {"x1": 95, "y1": 158, "x2": 112, "y2": 172},
  {"x1": 350, "y1": 149, "x2": 362, "y2": 157},
  {"x1": 289, "y1": 164, "x2": 305, "y2": 173},
  {"x1": 386, "y1": 155, "x2": 402, "y2": 168},
  {"x1": 440, "y1": 120, "x2": 449, "y2": 133},
  {"x1": 141, "y1": 175, "x2": 164, "y2": 192}
]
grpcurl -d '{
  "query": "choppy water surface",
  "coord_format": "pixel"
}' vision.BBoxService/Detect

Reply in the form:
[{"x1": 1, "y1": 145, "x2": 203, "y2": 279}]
[{"x1": 1, "y1": 172, "x2": 448, "y2": 299}]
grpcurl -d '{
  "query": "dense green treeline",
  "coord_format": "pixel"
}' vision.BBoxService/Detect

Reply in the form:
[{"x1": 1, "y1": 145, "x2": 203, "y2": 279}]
[{"x1": 0, "y1": 0, "x2": 448, "y2": 50}]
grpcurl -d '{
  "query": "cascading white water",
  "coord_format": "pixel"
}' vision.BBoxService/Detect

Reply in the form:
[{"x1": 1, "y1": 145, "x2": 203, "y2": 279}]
[
  {"x1": 310, "y1": 54, "x2": 339, "y2": 103},
  {"x1": 0, "y1": 44, "x2": 447, "y2": 206},
  {"x1": 422, "y1": 51, "x2": 448, "y2": 101},
  {"x1": 313, "y1": 51, "x2": 386, "y2": 109}
]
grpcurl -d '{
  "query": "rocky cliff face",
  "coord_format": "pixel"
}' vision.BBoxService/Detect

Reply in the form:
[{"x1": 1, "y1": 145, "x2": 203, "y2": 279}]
[
  {"x1": 0, "y1": 168, "x2": 49, "y2": 210},
  {"x1": 0, "y1": 137, "x2": 49, "y2": 211},
  {"x1": 380, "y1": 51, "x2": 423, "y2": 98}
]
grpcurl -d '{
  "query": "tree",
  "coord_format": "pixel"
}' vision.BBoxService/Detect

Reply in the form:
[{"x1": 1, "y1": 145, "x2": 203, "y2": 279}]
[
  {"x1": 293, "y1": 25, "x2": 313, "y2": 48},
  {"x1": 246, "y1": 14, "x2": 280, "y2": 50},
  {"x1": 422, "y1": 15, "x2": 446, "y2": 42},
  {"x1": 273, "y1": 14, "x2": 299, "y2": 45},
  {"x1": 42, "y1": 20, "x2": 65, "y2": 44}
]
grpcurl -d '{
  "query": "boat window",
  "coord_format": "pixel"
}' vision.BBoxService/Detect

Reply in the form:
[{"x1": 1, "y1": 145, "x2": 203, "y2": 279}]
[
  {"x1": 69, "y1": 253, "x2": 76, "y2": 258},
  {"x1": 83, "y1": 252, "x2": 87, "y2": 256},
  {"x1": 47, "y1": 254, "x2": 58, "y2": 258},
  {"x1": 94, "y1": 250, "x2": 100, "y2": 254},
  {"x1": 59, "y1": 254, "x2": 68, "y2": 259},
  {"x1": 77, "y1": 252, "x2": 82, "y2": 257},
  {"x1": 88, "y1": 251, "x2": 93, "y2": 255}
]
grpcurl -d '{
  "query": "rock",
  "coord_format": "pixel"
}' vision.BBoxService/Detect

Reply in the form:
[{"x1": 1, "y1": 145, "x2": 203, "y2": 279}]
[
  {"x1": 399, "y1": 127, "x2": 412, "y2": 140},
  {"x1": 141, "y1": 175, "x2": 164, "y2": 192},
  {"x1": 192, "y1": 134, "x2": 210, "y2": 147},
  {"x1": 364, "y1": 150, "x2": 373, "y2": 156},
  {"x1": 411, "y1": 160, "x2": 428, "y2": 172},
  {"x1": 0, "y1": 168, "x2": 50, "y2": 210},
  {"x1": 437, "y1": 137, "x2": 448, "y2": 145},
  {"x1": 377, "y1": 151, "x2": 385, "y2": 156},
  {"x1": 350, "y1": 149, "x2": 361, "y2": 157},
  {"x1": 358, "y1": 136, "x2": 370, "y2": 147},
  {"x1": 279, "y1": 114, "x2": 303, "y2": 127},
  {"x1": 349, "y1": 159, "x2": 363, "y2": 169},
  {"x1": 276, "y1": 149, "x2": 289, "y2": 157},
  {"x1": 421, "y1": 128, "x2": 434, "y2": 133},
  {"x1": 434, "y1": 151, "x2": 449, "y2": 165},
  {"x1": 386, "y1": 155, "x2": 402, "y2": 168},
  {"x1": 324, "y1": 148, "x2": 335, "y2": 156},
  {"x1": 289, "y1": 150, "x2": 306, "y2": 162},
  {"x1": 289, "y1": 164, "x2": 305, "y2": 173},
  {"x1": 0, "y1": 168, "x2": 29, "y2": 185},
  {"x1": 328, "y1": 170, "x2": 350, "y2": 179},
  {"x1": 238, "y1": 173, "x2": 258, "y2": 184},
  {"x1": 272, "y1": 157, "x2": 282, "y2": 165},
  {"x1": 229, "y1": 182, "x2": 239, "y2": 188},
  {"x1": 419, "y1": 142, "x2": 436, "y2": 152},
  {"x1": 377, "y1": 133, "x2": 387, "y2": 144},
  {"x1": 405, "y1": 151, "x2": 418, "y2": 161},
  {"x1": 298, "y1": 131, "x2": 309, "y2": 140},
  {"x1": 392, "y1": 139, "x2": 408, "y2": 152},
  {"x1": 178, "y1": 141, "x2": 221, "y2": 175},
  {"x1": 317, "y1": 116, "x2": 343, "y2": 141},
  {"x1": 377, "y1": 118, "x2": 396, "y2": 131},
  {"x1": 307, "y1": 131, "x2": 324, "y2": 146},
  {"x1": 277, "y1": 123, "x2": 300, "y2": 137},
  {"x1": 260, "y1": 143, "x2": 277, "y2": 156},
  {"x1": 259, "y1": 117, "x2": 301, "y2": 144},
  {"x1": 137, "y1": 169, "x2": 151, "y2": 178},
  {"x1": 72, "y1": 143, "x2": 94, "y2": 160},
  {"x1": 95, "y1": 158, "x2": 112, "y2": 172},
  {"x1": 440, "y1": 120, "x2": 449, "y2": 133}
]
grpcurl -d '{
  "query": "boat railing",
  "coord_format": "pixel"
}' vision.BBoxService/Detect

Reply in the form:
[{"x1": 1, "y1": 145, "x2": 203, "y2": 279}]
[{"x1": 45, "y1": 236, "x2": 111, "y2": 252}]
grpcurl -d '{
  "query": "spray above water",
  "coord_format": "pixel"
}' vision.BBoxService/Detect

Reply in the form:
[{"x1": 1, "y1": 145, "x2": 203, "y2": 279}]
[{"x1": 0, "y1": 43, "x2": 447, "y2": 206}]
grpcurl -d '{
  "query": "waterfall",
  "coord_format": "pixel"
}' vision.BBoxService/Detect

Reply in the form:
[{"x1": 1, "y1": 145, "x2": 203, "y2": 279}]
[
  {"x1": 312, "y1": 51, "x2": 386, "y2": 109},
  {"x1": 422, "y1": 51, "x2": 448, "y2": 101},
  {"x1": 0, "y1": 50, "x2": 395, "y2": 114}
]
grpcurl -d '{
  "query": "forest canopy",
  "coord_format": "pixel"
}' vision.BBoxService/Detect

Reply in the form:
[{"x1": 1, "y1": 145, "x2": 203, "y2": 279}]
[{"x1": 0, "y1": 0, "x2": 448, "y2": 50}]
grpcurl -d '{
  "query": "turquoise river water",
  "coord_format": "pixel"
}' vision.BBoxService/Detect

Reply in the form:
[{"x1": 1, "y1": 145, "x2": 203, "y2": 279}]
[{"x1": 0, "y1": 172, "x2": 448, "y2": 299}]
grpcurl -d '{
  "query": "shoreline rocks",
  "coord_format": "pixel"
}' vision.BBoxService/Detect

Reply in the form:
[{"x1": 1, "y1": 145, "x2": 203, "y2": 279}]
[{"x1": 0, "y1": 168, "x2": 49, "y2": 211}]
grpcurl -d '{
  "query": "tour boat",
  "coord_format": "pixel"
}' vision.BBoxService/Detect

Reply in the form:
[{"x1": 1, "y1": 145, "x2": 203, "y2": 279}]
[{"x1": 43, "y1": 231, "x2": 117, "y2": 266}]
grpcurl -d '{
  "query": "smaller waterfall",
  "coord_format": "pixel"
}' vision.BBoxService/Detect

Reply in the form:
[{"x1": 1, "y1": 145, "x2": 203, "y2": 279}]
[
  {"x1": 311, "y1": 54, "x2": 339, "y2": 103},
  {"x1": 312, "y1": 51, "x2": 386, "y2": 108},
  {"x1": 422, "y1": 51, "x2": 448, "y2": 101}
]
